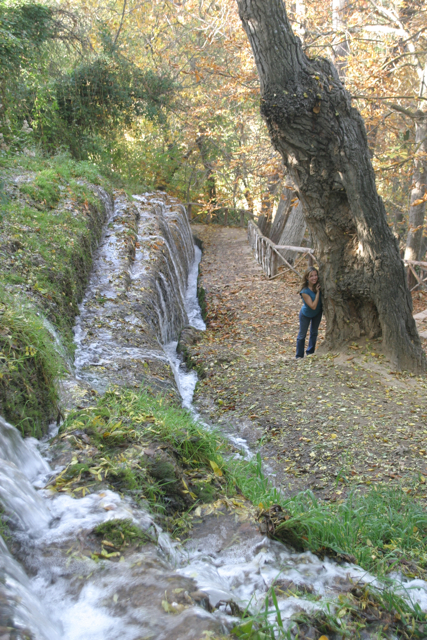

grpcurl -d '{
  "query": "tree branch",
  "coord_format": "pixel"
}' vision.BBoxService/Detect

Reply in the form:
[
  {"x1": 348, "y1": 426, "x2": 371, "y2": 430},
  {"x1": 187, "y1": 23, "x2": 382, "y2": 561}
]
[{"x1": 113, "y1": 0, "x2": 127, "y2": 51}]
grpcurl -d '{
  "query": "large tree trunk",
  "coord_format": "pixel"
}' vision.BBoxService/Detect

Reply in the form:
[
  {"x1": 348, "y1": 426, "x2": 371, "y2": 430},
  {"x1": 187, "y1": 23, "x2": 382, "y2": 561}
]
[
  {"x1": 258, "y1": 171, "x2": 280, "y2": 236},
  {"x1": 278, "y1": 199, "x2": 306, "y2": 264},
  {"x1": 404, "y1": 110, "x2": 427, "y2": 271},
  {"x1": 269, "y1": 176, "x2": 294, "y2": 242},
  {"x1": 236, "y1": 0, "x2": 425, "y2": 372}
]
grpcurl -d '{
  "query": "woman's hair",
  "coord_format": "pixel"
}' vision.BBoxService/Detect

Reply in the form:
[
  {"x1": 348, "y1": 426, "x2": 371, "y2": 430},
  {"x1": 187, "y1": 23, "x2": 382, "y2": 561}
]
[{"x1": 299, "y1": 267, "x2": 318, "y2": 292}]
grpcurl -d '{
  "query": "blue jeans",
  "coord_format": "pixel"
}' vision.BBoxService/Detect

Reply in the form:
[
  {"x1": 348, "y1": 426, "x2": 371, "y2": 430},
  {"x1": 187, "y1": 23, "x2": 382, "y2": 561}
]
[{"x1": 296, "y1": 310, "x2": 322, "y2": 358}]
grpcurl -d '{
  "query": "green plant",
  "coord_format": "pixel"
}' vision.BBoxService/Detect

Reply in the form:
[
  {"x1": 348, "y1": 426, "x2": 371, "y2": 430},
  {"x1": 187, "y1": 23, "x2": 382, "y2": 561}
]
[
  {"x1": 231, "y1": 454, "x2": 427, "y2": 579},
  {"x1": 0, "y1": 292, "x2": 63, "y2": 436},
  {"x1": 93, "y1": 518, "x2": 151, "y2": 547},
  {"x1": 20, "y1": 169, "x2": 61, "y2": 207}
]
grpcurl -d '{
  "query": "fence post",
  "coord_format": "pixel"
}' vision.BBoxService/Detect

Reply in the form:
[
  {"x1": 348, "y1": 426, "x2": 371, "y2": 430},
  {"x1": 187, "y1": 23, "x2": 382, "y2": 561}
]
[{"x1": 271, "y1": 247, "x2": 278, "y2": 277}]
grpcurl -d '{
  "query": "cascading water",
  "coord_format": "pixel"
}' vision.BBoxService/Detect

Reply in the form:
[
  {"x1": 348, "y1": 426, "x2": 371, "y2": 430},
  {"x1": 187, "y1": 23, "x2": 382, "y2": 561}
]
[{"x1": 2, "y1": 192, "x2": 427, "y2": 640}]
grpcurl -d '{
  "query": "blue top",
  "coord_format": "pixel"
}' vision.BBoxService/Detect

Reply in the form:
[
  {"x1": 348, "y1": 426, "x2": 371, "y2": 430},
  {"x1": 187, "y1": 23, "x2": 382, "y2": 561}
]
[{"x1": 300, "y1": 287, "x2": 322, "y2": 318}]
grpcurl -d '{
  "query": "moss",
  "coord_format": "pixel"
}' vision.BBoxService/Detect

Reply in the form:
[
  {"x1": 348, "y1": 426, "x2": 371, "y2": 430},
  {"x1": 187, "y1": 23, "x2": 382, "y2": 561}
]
[
  {"x1": 94, "y1": 518, "x2": 149, "y2": 547},
  {"x1": 0, "y1": 293, "x2": 63, "y2": 436},
  {"x1": 52, "y1": 388, "x2": 232, "y2": 530},
  {"x1": 0, "y1": 153, "x2": 111, "y2": 434},
  {"x1": 19, "y1": 169, "x2": 62, "y2": 208},
  {"x1": 197, "y1": 281, "x2": 207, "y2": 321}
]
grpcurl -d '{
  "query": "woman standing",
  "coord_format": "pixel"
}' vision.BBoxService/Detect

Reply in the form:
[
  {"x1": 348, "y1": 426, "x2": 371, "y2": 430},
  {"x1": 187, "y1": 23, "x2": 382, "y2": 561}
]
[{"x1": 296, "y1": 267, "x2": 322, "y2": 359}]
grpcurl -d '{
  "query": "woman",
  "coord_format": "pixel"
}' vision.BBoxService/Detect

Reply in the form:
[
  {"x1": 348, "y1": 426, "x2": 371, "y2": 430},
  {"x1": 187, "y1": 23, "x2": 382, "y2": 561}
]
[{"x1": 296, "y1": 267, "x2": 322, "y2": 359}]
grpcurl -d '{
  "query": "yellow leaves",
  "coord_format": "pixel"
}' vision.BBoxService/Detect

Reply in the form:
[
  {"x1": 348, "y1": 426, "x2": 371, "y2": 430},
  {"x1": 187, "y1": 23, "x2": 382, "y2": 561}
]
[
  {"x1": 162, "y1": 591, "x2": 187, "y2": 614},
  {"x1": 330, "y1": 433, "x2": 337, "y2": 439},
  {"x1": 102, "y1": 540, "x2": 116, "y2": 548},
  {"x1": 24, "y1": 345, "x2": 36, "y2": 356},
  {"x1": 74, "y1": 486, "x2": 90, "y2": 496},
  {"x1": 209, "y1": 460, "x2": 223, "y2": 476},
  {"x1": 181, "y1": 478, "x2": 197, "y2": 500},
  {"x1": 411, "y1": 194, "x2": 427, "y2": 207}
]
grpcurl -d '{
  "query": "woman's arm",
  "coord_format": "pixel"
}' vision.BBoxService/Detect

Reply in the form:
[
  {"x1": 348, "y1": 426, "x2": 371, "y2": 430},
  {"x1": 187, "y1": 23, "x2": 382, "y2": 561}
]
[{"x1": 301, "y1": 287, "x2": 320, "y2": 310}]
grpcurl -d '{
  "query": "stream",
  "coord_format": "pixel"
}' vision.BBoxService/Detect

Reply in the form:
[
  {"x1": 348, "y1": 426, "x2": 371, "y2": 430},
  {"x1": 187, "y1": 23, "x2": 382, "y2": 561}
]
[{"x1": 2, "y1": 193, "x2": 427, "y2": 639}]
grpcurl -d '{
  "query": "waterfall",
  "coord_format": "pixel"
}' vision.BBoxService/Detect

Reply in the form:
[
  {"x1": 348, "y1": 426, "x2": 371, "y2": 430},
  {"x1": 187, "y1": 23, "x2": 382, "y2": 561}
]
[{"x1": 3, "y1": 191, "x2": 427, "y2": 640}]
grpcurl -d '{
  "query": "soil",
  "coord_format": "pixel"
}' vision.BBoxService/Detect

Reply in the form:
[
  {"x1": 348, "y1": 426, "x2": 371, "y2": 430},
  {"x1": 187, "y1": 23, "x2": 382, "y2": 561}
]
[{"x1": 186, "y1": 224, "x2": 427, "y2": 505}]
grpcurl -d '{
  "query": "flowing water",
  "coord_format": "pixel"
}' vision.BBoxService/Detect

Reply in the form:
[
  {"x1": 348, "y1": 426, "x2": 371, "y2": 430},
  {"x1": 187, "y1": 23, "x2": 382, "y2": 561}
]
[{"x1": 2, "y1": 193, "x2": 427, "y2": 639}]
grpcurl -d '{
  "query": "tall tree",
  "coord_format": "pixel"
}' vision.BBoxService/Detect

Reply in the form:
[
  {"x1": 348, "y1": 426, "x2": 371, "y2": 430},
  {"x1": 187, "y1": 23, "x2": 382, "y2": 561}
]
[
  {"x1": 331, "y1": 0, "x2": 349, "y2": 82},
  {"x1": 236, "y1": 0, "x2": 426, "y2": 372}
]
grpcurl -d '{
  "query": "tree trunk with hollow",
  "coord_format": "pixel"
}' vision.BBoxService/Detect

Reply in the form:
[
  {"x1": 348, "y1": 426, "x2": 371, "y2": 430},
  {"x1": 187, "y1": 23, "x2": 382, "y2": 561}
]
[{"x1": 236, "y1": 0, "x2": 425, "y2": 372}]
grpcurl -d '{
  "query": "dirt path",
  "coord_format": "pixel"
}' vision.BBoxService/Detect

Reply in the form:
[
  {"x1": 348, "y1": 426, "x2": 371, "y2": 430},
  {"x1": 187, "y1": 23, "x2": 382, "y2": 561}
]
[{"x1": 188, "y1": 224, "x2": 427, "y2": 504}]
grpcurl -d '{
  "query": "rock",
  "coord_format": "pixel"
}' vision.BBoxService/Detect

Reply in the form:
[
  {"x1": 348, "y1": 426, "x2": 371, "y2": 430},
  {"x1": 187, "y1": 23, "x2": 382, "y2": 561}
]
[{"x1": 177, "y1": 326, "x2": 204, "y2": 354}]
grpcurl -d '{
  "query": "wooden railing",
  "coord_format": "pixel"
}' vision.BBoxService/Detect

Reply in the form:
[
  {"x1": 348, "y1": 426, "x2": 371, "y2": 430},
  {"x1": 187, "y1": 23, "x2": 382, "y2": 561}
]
[
  {"x1": 404, "y1": 260, "x2": 427, "y2": 291},
  {"x1": 247, "y1": 219, "x2": 315, "y2": 279}
]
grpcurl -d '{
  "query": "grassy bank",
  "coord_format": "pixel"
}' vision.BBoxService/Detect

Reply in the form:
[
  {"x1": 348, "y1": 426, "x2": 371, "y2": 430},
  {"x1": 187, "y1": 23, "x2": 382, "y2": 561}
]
[
  {"x1": 50, "y1": 387, "x2": 232, "y2": 538},
  {"x1": 0, "y1": 152, "x2": 110, "y2": 435},
  {"x1": 232, "y1": 454, "x2": 427, "y2": 581},
  {"x1": 52, "y1": 385, "x2": 427, "y2": 580},
  {"x1": 51, "y1": 384, "x2": 427, "y2": 637}
]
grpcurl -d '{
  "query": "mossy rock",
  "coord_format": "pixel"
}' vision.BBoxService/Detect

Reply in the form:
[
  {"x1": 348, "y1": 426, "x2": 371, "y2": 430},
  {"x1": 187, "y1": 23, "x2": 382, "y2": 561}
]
[{"x1": 94, "y1": 518, "x2": 149, "y2": 547}]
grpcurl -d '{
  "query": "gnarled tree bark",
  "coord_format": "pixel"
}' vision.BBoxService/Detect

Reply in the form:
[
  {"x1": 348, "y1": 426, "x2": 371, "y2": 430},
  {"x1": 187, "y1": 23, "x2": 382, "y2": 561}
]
[{"x1": 236, "y1": 0, "x2": 426, "y2": 372}]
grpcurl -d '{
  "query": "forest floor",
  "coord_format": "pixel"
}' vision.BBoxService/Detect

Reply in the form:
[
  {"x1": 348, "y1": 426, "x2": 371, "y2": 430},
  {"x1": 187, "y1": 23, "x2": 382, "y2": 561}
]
[{"x1": 188, "y1": 224, "x2": 427, "y2": 506}]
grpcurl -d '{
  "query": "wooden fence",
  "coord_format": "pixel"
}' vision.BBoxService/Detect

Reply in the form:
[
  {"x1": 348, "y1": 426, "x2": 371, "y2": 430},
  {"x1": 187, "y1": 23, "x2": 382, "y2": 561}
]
[
  {"x1": 247, "y1": 220, "x2": 427, "y2": 289},
  {"x1": 404, "y1": 260, "x2": 427, "y2": 291},
  {"x1": 247, "y1": 219, "x2": 315, "y2": 279}
]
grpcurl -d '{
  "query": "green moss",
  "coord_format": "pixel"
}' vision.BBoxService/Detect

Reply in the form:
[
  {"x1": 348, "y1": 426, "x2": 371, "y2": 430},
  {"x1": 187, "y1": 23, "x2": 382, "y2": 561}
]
[
  {"x1": 55, "y1": 388, "x2": 231, "y2": 527},
  {"x1": 0, "y1": 292, "x2": 63, "y2": 436},
  {"x1": 20, "y1": 169, "x2": 62, "y2": 208},
  {"x1": 0, "y1": 152, "x2": 110, "y2": 434},
  {"x1": 94, "y1": 518, "x2": 149, "y2": 547}
]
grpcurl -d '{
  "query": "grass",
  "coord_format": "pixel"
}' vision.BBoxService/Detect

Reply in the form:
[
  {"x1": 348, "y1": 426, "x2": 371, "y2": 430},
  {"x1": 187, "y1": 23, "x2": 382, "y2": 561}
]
[
  {"x1": 0, "y1": 291, "x2": 64, "y2": 436},
  {"x1": 53, "y1": 388, "x2": 232, "y2": 534},
  {"x1": 94, "y1": 518, "x2": 151, "y2": 547},
  {"x1": 230, "y1": 454, "x2": 427, "y2": 581},
  {"x1": 231, "y1": 583, "x2": 427, "y2": 639},
  {"x1": 0, "y1": 151, "x2": 110, "y2": 434},
  {"x1": 0, "y1": 149, "x2": 107, "y2": 187}
]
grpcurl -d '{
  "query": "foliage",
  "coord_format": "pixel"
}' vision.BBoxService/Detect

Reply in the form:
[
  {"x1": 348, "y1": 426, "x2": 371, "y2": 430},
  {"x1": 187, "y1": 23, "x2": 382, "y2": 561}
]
[
  {"x1": 0, "y1": 153, "x2": 108, "y2": 434},
  {"x1": 93, "y1": 518, "x2": 150, "y2": 547},
  {"x1": 231, "y1": 454, "x2": 427, "y2": 580},
  {"x1": 0, "y1": 290, "x2": 63, "y2": 436},
  {"x1": 53, "y1": 387, "x2": 231, "y2": 530},
  {"x1": 0, "y1": 1, "x2": 55, "y2": 74},
  {"x1": 56, "y1": 58, "x2": 174, "y2": 132}
]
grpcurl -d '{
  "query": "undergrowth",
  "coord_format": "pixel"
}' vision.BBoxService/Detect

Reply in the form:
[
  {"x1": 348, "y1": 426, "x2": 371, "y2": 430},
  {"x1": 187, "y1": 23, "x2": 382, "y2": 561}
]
[
  {"x1": 0, "y1": 152, "x2": 110, "y2": 435},
  {"x1": 53, "y1": 388, "x2": 231, "y2": 534},
  {"x1": 231, "y1": 582, "x2": 427, "y2": 639},
  {"x1": 0, "y1": 292, "x2": 63, "y2": 436},
  {"x1": 231, "y1": 454, "x2": 427, "y2": 581},
  {"x1": 94, "y1": 518, "x2": 151, "y2": 547}
]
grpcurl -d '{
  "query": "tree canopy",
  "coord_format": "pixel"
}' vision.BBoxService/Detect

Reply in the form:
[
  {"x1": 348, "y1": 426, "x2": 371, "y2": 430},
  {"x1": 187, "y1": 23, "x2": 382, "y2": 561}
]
[{"x1": 0, "y1": 0, "x2": 426, "y2": 299}]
